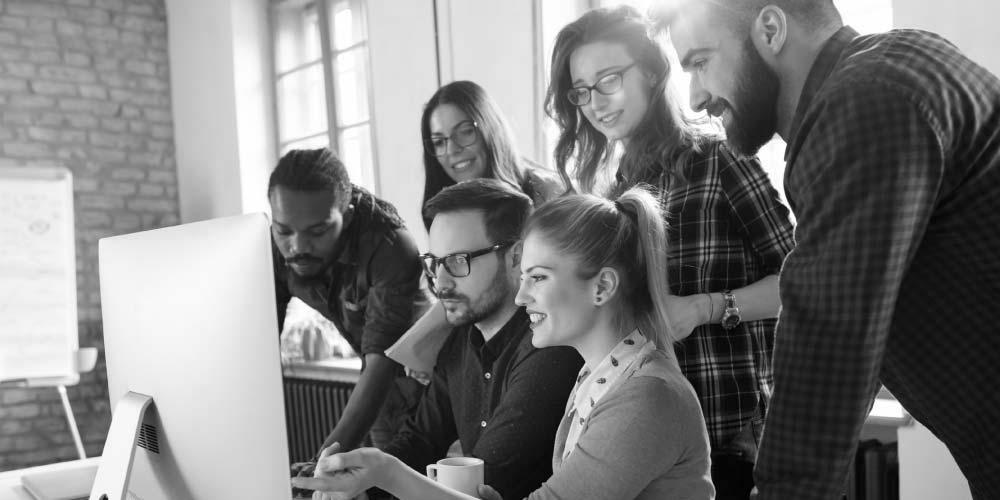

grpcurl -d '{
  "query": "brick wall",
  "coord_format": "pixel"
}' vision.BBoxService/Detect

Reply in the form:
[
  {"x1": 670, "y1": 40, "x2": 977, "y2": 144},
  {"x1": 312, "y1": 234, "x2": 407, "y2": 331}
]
[{"x1": 0, "y1": 0, "x2": 177, "y2": 471}]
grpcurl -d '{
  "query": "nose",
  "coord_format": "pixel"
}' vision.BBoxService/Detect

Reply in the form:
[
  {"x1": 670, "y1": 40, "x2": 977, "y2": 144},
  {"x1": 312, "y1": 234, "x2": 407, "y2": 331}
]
[
  {"x1": 289, "y1": 233, "x2": 311, "y2": 255},
  {"x1": 514, "y1": 280, "x2": 531, "y2": 307},
  {"x1": 434, "y1": 266, "x2": 456, "y2": 291},
  {"x1": 689, "y1": 75, "x2": 710, "y2": 114}
]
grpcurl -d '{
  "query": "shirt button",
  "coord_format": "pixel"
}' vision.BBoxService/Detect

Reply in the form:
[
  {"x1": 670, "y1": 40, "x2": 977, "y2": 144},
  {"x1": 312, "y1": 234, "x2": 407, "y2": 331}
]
[
  {"x1": 480, "y1": 420, "x2": 487, "y2": 428},
  {"x1": 484, "y1": 372, "x2": 492, "y2": 380}
]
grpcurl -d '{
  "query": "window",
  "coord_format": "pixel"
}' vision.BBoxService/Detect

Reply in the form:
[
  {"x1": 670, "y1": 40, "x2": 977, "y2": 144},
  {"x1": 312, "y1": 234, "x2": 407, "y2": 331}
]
[{"x1": 272, "y1": 0, "x2": 378, "y2": 192}]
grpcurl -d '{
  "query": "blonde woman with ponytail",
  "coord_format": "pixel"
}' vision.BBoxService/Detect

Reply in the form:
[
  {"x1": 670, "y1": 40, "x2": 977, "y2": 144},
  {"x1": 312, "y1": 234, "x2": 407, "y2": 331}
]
[{"x1": 294, "y1": 187, "x2": 713, "y2": 500}]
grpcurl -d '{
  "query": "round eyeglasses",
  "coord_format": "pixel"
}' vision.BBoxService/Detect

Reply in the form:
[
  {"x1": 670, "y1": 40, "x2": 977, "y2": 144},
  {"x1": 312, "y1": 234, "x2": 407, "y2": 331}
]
[
  {"x1": 425, "y1": 120, "x2": 479, "y2": 157},
  {"x1": 566, "y1": 62, "x2": 638, "y2": 106}
]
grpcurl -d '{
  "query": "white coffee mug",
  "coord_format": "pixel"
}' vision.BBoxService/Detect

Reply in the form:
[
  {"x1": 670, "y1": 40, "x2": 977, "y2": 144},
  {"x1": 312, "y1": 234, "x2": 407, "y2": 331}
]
[{"x1": 426, "y1": 456, "x2": 484, "y2": 496}]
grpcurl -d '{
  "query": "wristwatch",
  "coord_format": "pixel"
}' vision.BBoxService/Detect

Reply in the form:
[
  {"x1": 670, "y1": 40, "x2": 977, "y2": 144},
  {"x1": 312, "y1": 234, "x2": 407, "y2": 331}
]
[{"x1": 720, "y1": 290, "x2": 741, "y2": 330}]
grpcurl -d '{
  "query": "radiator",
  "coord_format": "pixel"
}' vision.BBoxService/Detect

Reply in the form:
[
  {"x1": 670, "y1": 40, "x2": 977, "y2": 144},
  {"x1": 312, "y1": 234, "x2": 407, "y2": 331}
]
[{"x1": 283, "y1": 377, "x2": 355, "y2": 463}]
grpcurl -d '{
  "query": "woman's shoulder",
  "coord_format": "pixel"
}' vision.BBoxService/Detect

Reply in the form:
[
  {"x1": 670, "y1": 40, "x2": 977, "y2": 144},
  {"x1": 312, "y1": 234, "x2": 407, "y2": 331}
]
[{"x1": 620, "y1": 351, "x2": 699, "y2": 408}]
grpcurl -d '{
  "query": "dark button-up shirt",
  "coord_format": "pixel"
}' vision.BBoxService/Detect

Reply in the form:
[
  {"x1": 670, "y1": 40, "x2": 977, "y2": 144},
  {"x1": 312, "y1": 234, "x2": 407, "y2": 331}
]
[
  {"x1": 382, "y1": 308, "x2": 583, "y2": 500},
  {"x1": 757, "y1": 27, "x2": 1000, "y2": 499},
  {"x1": 654, "y1": 142, "x2": 795, "y2": 451},
  {"x1": 273, "y1": 188, "x2": 428, "y2": 358}
]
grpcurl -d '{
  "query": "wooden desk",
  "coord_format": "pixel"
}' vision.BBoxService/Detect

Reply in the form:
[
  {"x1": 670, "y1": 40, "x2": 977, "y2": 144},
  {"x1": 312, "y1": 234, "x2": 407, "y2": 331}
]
[{"x1": 0, "y1": 458, "x2": 99, "y2": 500}]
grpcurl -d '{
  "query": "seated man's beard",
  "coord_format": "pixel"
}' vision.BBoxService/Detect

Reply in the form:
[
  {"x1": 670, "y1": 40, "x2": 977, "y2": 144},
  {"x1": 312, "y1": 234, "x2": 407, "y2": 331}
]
[{"x1": 725, "y1": 41, "x2": 780, "y2": 157}]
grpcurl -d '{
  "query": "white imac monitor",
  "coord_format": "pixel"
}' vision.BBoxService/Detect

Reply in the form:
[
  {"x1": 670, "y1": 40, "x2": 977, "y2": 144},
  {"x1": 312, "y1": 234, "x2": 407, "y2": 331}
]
[{"x1": 94, "y1": 213, "x2": 291, "y2": 500}]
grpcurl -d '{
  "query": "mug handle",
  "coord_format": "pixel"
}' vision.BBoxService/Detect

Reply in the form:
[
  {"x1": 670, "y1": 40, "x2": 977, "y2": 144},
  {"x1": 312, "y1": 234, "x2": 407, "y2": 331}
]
[{"x1": 426, "y1": 464, "x2": 439, "y2": 482}]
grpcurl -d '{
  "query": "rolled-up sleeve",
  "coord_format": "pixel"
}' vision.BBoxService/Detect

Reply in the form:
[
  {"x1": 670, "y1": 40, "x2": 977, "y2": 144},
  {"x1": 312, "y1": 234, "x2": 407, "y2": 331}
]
[{"x1": 359, "y1": 227, "x2": 425, "y2": 355}]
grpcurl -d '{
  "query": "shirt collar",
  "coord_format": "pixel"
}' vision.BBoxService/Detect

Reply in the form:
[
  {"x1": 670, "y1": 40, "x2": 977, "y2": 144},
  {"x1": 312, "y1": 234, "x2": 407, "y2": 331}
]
[
  {"x1": 785, "y1": 26, "x2": 860, "y2": 159},
  {"x1": 568, "y1": 329, "x2": 655, "y2": 422},
  {"x1": 468, "y1": 308, "x2": 528, "y2": 363}
]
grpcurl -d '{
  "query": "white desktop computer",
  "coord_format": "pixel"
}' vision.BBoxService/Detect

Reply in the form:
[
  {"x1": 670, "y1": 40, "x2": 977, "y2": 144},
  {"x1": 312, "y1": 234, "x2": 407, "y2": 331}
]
[{"x1": 94, "y1": 213, "x2": 291, "y2": 500}]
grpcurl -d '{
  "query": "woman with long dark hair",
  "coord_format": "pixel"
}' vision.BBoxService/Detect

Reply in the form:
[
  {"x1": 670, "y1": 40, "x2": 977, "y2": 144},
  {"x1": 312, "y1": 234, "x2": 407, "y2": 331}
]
[
  {"x1": 419, "y1": 80, "x2": 563, "y2": 229},
  {"x1": 546, "y1": 6, "x2": 795, "y2": 498}
]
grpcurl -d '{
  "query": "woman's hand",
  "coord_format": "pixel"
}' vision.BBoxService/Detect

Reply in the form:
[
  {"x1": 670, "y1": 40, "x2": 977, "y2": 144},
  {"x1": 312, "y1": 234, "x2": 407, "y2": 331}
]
[
  {"x1": 291, "y1": 443, "x2": 388, "y2": 500},
  {"x1": 663, "y1": 293, "x2": 710, "y2": 341},
  {"x1": 477, "y1": 484, "x2": 503, "y2": 500}
]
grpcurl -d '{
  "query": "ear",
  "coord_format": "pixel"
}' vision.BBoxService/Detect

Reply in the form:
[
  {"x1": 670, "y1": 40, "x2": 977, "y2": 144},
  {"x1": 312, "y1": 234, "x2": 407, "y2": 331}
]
[
  {"x1": 751, "y1": 5, "x2": 788, "y2": 59},
  {"x1": 592, "y1": 266, "x2": 622, "y2": 306},
  {"x1": 507, "y1": 241, "x2": 523, "y2": 270},
  {"x1": 342, "y1": 203, "x2": 355, "y2": 228}
]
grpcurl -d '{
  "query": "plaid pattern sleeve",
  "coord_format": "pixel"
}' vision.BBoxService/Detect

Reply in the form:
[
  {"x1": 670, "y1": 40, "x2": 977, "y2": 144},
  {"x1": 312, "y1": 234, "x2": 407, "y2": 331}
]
[
  {"x1": 757, "y1": 28, "x2": 1000, "y2": 499},
  {"x1": 660, "y1": 142, "x2": 794, "y2": 449}
]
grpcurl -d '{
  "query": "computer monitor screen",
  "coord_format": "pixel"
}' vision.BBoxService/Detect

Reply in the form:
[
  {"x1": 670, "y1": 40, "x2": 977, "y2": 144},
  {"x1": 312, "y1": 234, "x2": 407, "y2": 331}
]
[{"x1": 97, "y1": 213, "x2": 291, "y2": 499}]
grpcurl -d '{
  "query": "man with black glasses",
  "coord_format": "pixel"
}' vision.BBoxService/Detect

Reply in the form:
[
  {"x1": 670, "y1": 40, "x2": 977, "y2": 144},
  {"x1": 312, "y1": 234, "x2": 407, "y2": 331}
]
[{"x1": 379, "y1": 179, "x2": 582, "y2": 500}]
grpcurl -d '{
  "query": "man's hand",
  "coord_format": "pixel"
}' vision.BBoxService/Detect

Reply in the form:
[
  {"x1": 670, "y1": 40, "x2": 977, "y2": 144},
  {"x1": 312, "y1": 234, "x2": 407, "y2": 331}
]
[{"x1": 664, "y1": 294, "x2": 707, "y2": 341}]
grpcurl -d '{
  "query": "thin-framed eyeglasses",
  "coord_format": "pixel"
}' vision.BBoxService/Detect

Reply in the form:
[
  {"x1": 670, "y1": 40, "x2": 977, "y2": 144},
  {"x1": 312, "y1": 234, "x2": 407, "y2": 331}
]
[
  {"x1": 566, "y1": 62, "x2": 639, "y2": 106},
  {"x1": 420, "y1": 242, "x2": 510, "y2": 286},
  {"x1": 425, "y1": 120, "x2": 480, "y2": 157}
]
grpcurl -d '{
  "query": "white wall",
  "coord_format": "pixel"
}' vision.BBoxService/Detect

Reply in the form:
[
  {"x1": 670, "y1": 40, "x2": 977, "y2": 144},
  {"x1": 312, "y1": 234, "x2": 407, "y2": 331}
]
[
  {"x1": 367, "y1": 0, "x2": 439, "y2": 250},
  {"x1": 436, "y1": 0, "x2": 543, "y2": 165},
  {"x1": 898, "y1": 422, "x2": 973, "y2": 500},
  {"x1": 894, "y1": 0, "x2": 1000, "y2": 76},
  {"x1": 166, "y1": 0, "x2": 275, "y2": 223}
]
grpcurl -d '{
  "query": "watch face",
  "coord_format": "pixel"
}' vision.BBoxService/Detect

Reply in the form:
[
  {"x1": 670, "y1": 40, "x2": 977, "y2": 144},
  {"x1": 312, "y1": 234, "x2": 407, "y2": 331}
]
[{"x1": 721, "y1": 310, "x2": 740, "y2": 329}]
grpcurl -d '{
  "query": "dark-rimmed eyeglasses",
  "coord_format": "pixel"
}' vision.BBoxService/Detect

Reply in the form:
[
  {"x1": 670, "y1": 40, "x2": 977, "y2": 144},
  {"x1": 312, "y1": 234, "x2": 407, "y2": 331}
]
[
  {"x1": 424, "y1": 120, "x2": 479, "y2": 157},
  {"x1": 420, "y1": 242, "x2": 509, "y2": 285},
  {"x1": 566, "y1": 62, "x2": 638, "y2": 106}
]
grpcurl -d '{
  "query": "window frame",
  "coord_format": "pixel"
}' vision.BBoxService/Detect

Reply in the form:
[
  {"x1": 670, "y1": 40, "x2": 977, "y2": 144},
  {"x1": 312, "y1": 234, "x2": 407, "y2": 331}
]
[{"x1": 269, "y1": 0, "x2": 381, "y2": 193}]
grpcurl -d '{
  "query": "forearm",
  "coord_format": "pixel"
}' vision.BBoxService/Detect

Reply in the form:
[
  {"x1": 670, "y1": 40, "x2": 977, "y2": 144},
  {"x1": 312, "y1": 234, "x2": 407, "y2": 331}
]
[
  {"x1": 320, "y1": 353, "x2": 397, "y2": 452},
  {"x1": 380, "y1": 454, "x2": 479, "y2": 500},
  {"x1": 698, "y1": 274, "x2": 781, "y2": 325}
]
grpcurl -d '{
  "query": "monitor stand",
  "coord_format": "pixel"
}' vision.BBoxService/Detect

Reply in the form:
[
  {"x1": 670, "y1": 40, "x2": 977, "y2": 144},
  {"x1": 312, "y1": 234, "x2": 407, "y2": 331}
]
[{"x1": 89, "y1": 391, "x2": 153, "y2": 500}]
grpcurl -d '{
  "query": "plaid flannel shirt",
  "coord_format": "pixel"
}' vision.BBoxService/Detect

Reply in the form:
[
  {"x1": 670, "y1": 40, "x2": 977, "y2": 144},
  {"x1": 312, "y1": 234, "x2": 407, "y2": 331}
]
[
  {"x1": 654, "y1": 141, "x2": 795, "y2": 451},
  {"x1": 756, "y1": 27, "x2": 1000, "y2": 499}
]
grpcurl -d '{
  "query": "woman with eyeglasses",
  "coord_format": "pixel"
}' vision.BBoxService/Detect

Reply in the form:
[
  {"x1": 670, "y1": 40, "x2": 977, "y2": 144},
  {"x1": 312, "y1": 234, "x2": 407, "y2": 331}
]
[
  {"x1": 293, "y1": 187, "x2": 714, "y2": 500},
  {"x1": 420, "y1": 80, "x2": 564, "y2": 230},
  {"x1": 547, "y1": 6, "x2": 794, "y2": 499}
]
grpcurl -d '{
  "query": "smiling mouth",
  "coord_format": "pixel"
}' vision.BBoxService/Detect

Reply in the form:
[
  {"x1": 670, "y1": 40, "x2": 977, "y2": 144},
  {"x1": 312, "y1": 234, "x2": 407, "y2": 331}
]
[
  {"x1": 528, "y1": 312, "x2": 547, "y2": 326},
  {"x1": 451, "y1": 159, "x2": 475, "y2": 171},
  {"x1": 597, "y1": 110, "x2": 623, "y2": 126}
]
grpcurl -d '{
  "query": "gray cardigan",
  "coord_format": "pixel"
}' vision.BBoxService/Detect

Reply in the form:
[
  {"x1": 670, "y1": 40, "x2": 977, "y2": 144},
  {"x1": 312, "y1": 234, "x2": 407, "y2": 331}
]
[{"x1": 527, "y1": 349, "x2": 715, "y2": 500}]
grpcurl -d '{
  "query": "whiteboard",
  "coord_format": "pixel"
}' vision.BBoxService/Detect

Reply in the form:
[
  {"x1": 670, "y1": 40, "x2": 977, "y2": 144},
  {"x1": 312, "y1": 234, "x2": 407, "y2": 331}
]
[{"x1": 0, "y1": 166, "x2": 79, "y2": 383}]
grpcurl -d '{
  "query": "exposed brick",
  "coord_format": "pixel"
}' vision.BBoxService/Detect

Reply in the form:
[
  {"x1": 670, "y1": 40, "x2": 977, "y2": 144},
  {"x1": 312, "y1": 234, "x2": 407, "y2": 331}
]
[
  {"x1": 5, "y1": 61, "x2": 37, "y2": 77},
  {"x1": 28, "y1": 126, "x2": 86, "y2": 144},
  {"x1": 78, "y1": 194, "x2": 125, "y2": 210},
  {"x1": 109, "y1": 167, "x2": 145, "y2": 181},
  {"x1": 137, "y1": 183, "x2": 164, "y2": 197},
  {"x1": 9, "y1": 94, "x2": 54, "y2": 109},
  {"x1": 8, "y1": 405, "x2": 42, "y2": 419},
  {"x1": 68, "y1": 6, "x2": 111, "y2": 25},
  {"x1": 63, "y1": 51, "x2": 92, "y2": 66},
  {"x1": 29, "y1": 18, "x2": 56, "y2": 33},
  {"x1": 100, "y1": 117, "x2": 128, "y2": 132},
  {"x1": 0, "y1": 45, "x2": 27, "y2": 60},
  {"x1": 3, "y1": 142, "x2": 52, "y2": 158},
  {"x1": 146, "y1": 170, "x2": 174, "y2": 184},
  {"x1": 19, "y1": 33, "x2": 59, "y2": 48},
  {"x1": 55, "y1": 19, "x2": 86, "y2": 37},
  {"x1": 27, "y1": 48, "x2": 61, "y2": 64},
  {"x1": 145, "y1": 108, "x2": 172, "y2": 124},
  {"x1": 94, "y1": 0, "x2": 125, "y2": 10},
  {"x1": 112, "y1": 213, "x2": 140, "y2": 231},
  {"x1": 39, "y1": 65, "x2": 97, "y2": 83},
  {"x1": 120, "y1": 30, "x2": 144, "y2": 46},
  {"x1": 39, "y1": 112, "x2": 99, "y2": 129},
  {"x1": 74, "y1": 177, "x2": 100, "y2": 192},
  {"x1": 29, "y1": 80, "x2": 78, "y2": 96},
  {"x1": 59, "y1": 97, "x2": 120, "y2": 116},
  {"x1": 79, "y1": 210, "x2": 111, "y2": 228},
  {"x1": 125, "y1": 3, "x2": 155, "y2": 16},
  {"x1": 2, "y1": 390, "x2": 37, "y2": 405},
  {"x1": 0, "y1": 16, "x2": 29, "y2": 31},
  {"x1": 0, "y1": 31, "x2": 18, "y2": 45},
  {"x1": 0, "y1": 419, "x2": 31, "y2": 434},
  {"x1": 128, "y1": 151, "x2": 162, "y2": 167},
  {"x1": 123, "y1": 58, "x2": 155, "y2": 76},
  {"x1": 89, "y1": 148, "x2": 127, "y2": 163},
  {"x1": 86, "y1": 24, "x2": 119, "y2": 41},
  {"x1": 6, "y1": 1, "x2": 70, "y2": 19},
  {"x1": 100, "y1": 181, "x2": 136, "y2": 196},
  {"x1": 0, "y1": 77, "x2": 28, "y2": 92},
  {"x1": 79, "y1": 84, "x2": 107, "y2": 99},
  {"x1": 127, "y1": 198, "x2": 176, "y2": 212}
]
